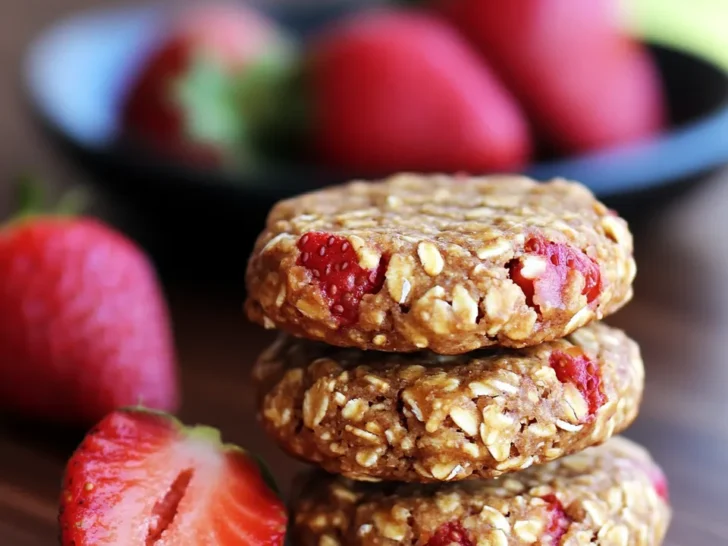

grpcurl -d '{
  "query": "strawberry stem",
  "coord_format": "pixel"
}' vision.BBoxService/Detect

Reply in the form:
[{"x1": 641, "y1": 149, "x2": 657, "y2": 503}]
[
  {"x1": 15, "y1": 174, "x2": 46, "y2": 217},
  {"x1": 13, "y1": 175, "x2": 90, "y2": 219}
]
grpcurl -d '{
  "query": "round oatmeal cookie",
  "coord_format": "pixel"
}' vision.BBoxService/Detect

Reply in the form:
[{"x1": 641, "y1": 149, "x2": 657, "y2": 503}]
[
  {"x1": 255, "y1": 322, "x2": 643, "y2": 483},
  {"x1": 291, "y1": 437, "x2": 671, "y2": 546},
  {"x1": 244, "y1": 174, "x2": 635, "y2": 353}
]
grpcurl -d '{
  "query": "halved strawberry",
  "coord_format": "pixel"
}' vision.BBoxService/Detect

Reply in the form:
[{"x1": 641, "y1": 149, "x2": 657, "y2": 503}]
[{"x1": 59, "y1": 408, "x2": 287, "y2": 545}]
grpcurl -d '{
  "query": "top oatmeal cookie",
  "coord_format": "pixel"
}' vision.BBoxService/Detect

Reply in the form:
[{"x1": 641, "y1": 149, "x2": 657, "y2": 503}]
[{"x1": 245, "y1": 174, "x2": 635, "y2": 353}]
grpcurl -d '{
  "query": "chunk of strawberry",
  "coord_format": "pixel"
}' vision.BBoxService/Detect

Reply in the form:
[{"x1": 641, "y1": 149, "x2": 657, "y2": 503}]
[
  {"x1": 550, "y1": 349, "x2": 606, "y2": 418},
  {"x1": 425, "y1": 521, "x2": 474, "y2": 546},
  {"x1": 59, "y1": 408, "x2": 287, "y2": 545},
  {"x1": 541, "y1": 494, "x2": 571, "y2": 544},
  {"x1": 508, "y1": 235, "x2": 601, "y2": 312},
  {"x1": 647, "y1": 465, "x2": 670, "y2": 502},
  {"x1": 297, "y1": 232, "x2": 387, "y2": 325}
]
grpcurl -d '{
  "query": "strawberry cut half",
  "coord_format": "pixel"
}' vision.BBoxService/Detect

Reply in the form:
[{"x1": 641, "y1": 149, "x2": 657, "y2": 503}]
[{"x1": 59, "y1": 408, "x2": 287, "y2": 546}]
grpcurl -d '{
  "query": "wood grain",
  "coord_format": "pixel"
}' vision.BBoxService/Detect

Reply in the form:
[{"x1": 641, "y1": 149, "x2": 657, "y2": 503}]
[{"x1": 1, "y1": 1, "x2": 727, "y2": 545}]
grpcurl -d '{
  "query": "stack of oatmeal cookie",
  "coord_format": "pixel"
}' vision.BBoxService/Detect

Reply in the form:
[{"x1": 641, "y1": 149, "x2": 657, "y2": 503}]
[{"x1": 246, "y1": 174, "x2": 671, "y2": 545}]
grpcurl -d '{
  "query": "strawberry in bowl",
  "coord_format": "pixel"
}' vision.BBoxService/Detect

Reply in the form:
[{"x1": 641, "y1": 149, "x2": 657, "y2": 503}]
[
  {"x1": 306, "y1": 8, "x2": 531, "y2": 174},
  {"x1": 121, "y1": 3, "x2": 297, "y2": 169}
]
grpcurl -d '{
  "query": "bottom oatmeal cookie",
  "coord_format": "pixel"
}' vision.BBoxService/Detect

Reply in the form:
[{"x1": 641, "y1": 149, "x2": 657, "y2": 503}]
[
  {"x1": 255, "y1": 322, "x2": 643, "y2": 482},
  {"x1": 291, "y1": 437, "x2": 670, "y2": 546}
]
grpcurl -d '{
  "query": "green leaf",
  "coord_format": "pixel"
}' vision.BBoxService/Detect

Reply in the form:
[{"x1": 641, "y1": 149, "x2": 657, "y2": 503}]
[
  {"x1": 173, "y1": 54, "x2": 249, "y2": 163},
  {"x1": 15, "y1": 174, "x2": 46, "y2": 217},
  {"x1": 247, "y1": 54, "x2": 312, "y2": 163},
  {"x1": 9, "y1": 175, "x2": 90, "y2": 224},
  {"x1": 234, "y1": 43, "x2": 297, "y2": 127},
  {"x1": 172, "y1": 39, "x2": 305, "y2": 172},
  {"x1": 249, "y1": 451, "x2": 283, "y2": 497}
]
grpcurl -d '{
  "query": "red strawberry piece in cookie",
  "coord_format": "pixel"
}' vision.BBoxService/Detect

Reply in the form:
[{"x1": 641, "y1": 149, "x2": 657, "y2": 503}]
[
  {"x1": 509, "y1": 235, "x2": 602, "y2": 312},
  {"x1": 297, "y1": 232, "x2": 388, "y2": 325},
  {"x1": 541, "y1": 494, "x2": 572, "y2": 544},
  {"x1": 425, "y1": 522, "x2": 474, "y2": 546},
  {"x1": 550, "y1": 348, "x2": 607, "y2": 419},
  {"x1": 633, "y1": 458, "x2": 669, "y2": 502},
  {"x1": 650, "y1": 466, "x2": 670, "y2": 501}
]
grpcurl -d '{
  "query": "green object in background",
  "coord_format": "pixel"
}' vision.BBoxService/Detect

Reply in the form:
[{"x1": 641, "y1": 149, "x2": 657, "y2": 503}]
[
  {"x1": 625, "y1": 0, "x2": 728, "y2": 69},
  {"x1": 174, "y1": 40, "x2": 300, "y2": 172},
  {"x1": 175, "y1": 54, "x2": 248, "y2": 162},
  {"x1": 236, "y1": 43, "x2": 308, "y2": 163}
]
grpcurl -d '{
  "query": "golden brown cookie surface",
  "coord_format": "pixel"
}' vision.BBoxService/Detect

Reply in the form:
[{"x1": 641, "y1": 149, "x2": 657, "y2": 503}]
[
  {"x1": 291, "y1": 437, "x2": 670, "y2": 546},
  {"x1": 255, "y1": 322, "x2": 643, "y2": 482},
  {"x1": 245, "y1": 174, "x2": 635, "y2": 353}
]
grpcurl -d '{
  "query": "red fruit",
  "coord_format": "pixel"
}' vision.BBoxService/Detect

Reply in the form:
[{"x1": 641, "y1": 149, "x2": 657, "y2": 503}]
[
  {"x1": 59, "y1": 408, "x2": 287, "y2": 545},
  {"x1": 425, "y1": 521, "x2": 474, "y2": 546},
  {"x1": 297, "y1": 232, "x2": 387, "y2": 325},
  {"x1": 550, "y1": 349, "x2": 606, "y2": 418},
  {"x1": 646, "y1": 465, "x2": 670, "y2": 502},
  {"x1": 437, "y1": 0, "x2": 664, "y2": 153},
  {"x1": 308, "y1": 9, "x2": 531, "y2": 173},
  {"x1": 541, "y1": 494, "x2": 571, "y2": 544},
  {"x1": 508, "y1": 235, "x2": 601, "y2": 312},
  {"x1": 0, "y1": 217, "x2": 178, "y2": 425},
  {"x1": 122, "y1": 3, "x2": 294, "y2": 166}
]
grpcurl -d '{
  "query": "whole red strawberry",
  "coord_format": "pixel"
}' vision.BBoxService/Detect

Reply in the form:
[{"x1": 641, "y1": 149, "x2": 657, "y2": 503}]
[
  {"x1": 121, "y1": 3, "x2": 296, "y2": 168},
  {"x1": 0, "y1": 185, "x2": 178, "y2": 425},
  {"x1": 307, "y1": 9, "x2": 531, "y2": 173},
  {"x1": 436, "y1": 0, "x2": 664, "y2": 153},
  {"x1": 59, "y1": 408, "x2": 287, "y2": 545}
]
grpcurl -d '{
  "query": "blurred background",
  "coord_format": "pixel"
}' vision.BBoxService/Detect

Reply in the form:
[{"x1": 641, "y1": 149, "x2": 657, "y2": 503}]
[{"x1": 2, "y1": 0, "x2": 728, "y2": 544}]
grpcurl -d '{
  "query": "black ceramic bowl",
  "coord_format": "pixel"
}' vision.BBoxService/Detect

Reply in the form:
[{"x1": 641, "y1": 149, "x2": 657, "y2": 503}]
[{"x1": 24, "y1": 3, "x2": 728, "y2": 282}]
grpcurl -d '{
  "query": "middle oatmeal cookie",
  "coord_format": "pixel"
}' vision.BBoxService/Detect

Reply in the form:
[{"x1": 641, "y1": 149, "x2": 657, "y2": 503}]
[
  {"x1": 254, "y1": 322, "x2": 643, "y2": 483},
  {"x1": 244, "y1": 174, "x2": 635, "y2": 354}
]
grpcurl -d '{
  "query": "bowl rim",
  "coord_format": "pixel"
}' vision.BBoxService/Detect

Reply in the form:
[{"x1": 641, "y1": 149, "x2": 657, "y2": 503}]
[{"x1": 23, "y1": 1, "x2": 728, "y2": 199}]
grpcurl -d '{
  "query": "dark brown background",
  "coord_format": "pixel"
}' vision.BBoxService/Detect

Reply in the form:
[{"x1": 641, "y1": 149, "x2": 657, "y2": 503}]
[{"x1": 1, "y1": 1, "x2": 727, "y2": 545}]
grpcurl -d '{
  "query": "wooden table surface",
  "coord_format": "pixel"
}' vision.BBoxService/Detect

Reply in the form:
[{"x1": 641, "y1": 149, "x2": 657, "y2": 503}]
[{"x1": 2, "y1": 2, "x2": 728, "y2": 545}]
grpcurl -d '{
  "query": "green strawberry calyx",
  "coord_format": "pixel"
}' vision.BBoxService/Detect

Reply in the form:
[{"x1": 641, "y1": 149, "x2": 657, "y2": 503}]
[
  {"x1": 170, "y1": 38, "x2": 300, "y2": 172},
  {"x1": 5, "y1": 175, "x2": 89, "y2": 228},
  {"x1": 172, "y1": 54, "x2": 247, "y2": 165}
]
